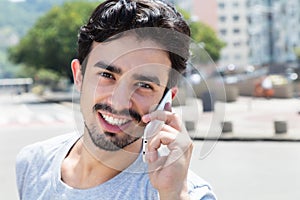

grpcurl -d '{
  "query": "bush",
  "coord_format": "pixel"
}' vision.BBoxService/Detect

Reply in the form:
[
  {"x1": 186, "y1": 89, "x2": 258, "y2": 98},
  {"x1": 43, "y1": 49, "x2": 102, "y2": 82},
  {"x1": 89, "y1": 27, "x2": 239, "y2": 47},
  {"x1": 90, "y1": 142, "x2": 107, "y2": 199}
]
[{"x1": 34, "y1": 69, "x2": 60, "y2": 90}]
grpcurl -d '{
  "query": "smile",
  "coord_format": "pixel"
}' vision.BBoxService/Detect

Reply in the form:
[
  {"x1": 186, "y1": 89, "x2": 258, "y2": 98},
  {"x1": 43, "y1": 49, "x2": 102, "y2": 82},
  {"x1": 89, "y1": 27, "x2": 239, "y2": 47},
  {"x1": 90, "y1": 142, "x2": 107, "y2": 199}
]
[{"x1": 100, "y1": 113, "x2": 131, "y2": 126}]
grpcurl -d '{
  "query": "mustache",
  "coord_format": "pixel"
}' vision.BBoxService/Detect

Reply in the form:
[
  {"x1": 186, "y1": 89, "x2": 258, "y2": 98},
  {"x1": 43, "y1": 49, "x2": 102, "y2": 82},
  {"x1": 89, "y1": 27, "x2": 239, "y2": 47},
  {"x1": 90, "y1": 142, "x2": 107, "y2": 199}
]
[{"x1": 93, "y1": 103, "x2": 142, "y2": 122}]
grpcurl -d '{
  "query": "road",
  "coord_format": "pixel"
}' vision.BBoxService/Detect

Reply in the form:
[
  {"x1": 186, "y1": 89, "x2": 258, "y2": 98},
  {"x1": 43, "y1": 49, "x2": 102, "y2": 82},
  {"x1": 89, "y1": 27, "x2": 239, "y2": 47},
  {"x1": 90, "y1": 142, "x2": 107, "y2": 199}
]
[
  {"x1": 0, "y1": 93, "x2": 75, "y2": 199},
  {"x1": 191, "y1": 141, "x2": 300, "y2": 200},
  {"x1": 0, "y1": 93, "x2": 299, "y2": 199}
]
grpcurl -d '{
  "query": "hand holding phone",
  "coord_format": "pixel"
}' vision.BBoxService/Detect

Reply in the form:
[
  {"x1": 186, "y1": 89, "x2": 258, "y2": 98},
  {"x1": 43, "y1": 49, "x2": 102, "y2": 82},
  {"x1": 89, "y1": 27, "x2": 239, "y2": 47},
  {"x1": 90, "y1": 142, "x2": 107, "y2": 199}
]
[{"x1": 142, "y1": 90, "x2": 172, "y2": 162}]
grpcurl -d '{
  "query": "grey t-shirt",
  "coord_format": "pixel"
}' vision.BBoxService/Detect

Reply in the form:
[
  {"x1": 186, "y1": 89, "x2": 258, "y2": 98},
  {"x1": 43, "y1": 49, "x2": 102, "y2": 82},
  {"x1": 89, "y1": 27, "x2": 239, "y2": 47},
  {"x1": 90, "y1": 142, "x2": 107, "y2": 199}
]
[{"x1": 16, "y1": 133, "x2": 216, "y2": 200}]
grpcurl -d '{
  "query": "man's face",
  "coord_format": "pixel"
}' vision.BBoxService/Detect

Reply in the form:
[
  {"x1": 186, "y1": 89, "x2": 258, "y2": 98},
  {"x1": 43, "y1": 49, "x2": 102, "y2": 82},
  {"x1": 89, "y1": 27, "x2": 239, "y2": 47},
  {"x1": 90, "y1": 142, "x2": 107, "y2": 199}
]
[{"x1": 76, "y1": 35, "x2": 172, "y2": 151}]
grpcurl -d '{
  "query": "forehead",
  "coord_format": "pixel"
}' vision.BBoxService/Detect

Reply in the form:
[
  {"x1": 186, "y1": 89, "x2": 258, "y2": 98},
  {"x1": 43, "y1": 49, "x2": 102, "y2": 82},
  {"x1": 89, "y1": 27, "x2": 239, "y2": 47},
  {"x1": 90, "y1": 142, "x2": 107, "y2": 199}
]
[{"x1": 87, "y1": 35, "x2": 171, "y2": 73}]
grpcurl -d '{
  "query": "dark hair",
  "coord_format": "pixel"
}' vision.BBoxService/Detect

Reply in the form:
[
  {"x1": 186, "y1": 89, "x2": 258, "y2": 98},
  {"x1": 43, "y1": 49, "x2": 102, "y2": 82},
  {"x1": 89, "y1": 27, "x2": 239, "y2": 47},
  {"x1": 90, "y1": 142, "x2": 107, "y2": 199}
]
[{"x1": 77, "y1": 0, "x2": 190, "y2": 87}]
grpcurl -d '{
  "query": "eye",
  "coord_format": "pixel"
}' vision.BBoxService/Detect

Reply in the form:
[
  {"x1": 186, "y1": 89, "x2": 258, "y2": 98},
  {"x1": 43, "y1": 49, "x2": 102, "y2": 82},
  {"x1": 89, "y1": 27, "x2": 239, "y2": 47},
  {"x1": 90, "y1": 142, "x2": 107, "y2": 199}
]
[
  {"x1": 99, "y1": 72, "x2": 115, "y2": 80},
  {"x1": 135, "y1": 82, "x2": 153, "y2": 90}
]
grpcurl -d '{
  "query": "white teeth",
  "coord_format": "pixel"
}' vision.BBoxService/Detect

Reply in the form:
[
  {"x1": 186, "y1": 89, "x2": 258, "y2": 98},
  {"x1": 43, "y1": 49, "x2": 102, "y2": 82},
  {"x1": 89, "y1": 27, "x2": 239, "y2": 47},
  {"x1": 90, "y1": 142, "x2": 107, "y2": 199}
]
[{"x1": 102, "y1": 114, "x2": 130, "y2": 126}]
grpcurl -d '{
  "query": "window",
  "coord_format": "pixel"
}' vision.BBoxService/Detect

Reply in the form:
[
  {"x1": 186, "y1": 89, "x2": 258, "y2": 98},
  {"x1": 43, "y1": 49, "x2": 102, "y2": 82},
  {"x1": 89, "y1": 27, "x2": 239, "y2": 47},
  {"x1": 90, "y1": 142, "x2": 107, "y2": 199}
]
[
  {"x1": 247, "y1": 16, "x2": 252, "y2": 24},
  {"x1": 218, "y1": 2, "x2": 225, "y2": 9},
  {"x1": 233, "y1": 2, "x2": 239, "y2": 7},
  {"x1": 246, "y1": 0, "x2": 251, "y2": 7},
  {"x1": 233, "y1": 41, "x2": 241, "y2": 47},
  {"x1": 220, "y1": 29, "x2": 227, "y2": 35},
  {"x1": 249, "y1": 49, "x2": 253, "y2": 57},
  {"x1": 289, "y1": 6, "x2": 296, "y2": 17},
  {"x1": 219, "y1": 16, "x2": 226, "y2": 22},
  {"x1": 233, "y1": 15, "x2": 240, "y2": 21},
  {"x1": 233, "y1": 28, "x2": 240, "y2": 34},
  {"x1": 222, "y1": 54, "x2": 229, "y2": 60},
  {"x1": 234, "y1": 54, "x2": 241, "y2": 60}
]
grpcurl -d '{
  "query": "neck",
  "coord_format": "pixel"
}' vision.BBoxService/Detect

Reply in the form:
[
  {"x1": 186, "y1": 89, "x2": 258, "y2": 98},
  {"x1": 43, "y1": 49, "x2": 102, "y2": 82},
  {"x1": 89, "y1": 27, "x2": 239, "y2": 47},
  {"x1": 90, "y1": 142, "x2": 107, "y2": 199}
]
[{"x1": 61, "y1": 134, "x2": 142, "y2": 189}]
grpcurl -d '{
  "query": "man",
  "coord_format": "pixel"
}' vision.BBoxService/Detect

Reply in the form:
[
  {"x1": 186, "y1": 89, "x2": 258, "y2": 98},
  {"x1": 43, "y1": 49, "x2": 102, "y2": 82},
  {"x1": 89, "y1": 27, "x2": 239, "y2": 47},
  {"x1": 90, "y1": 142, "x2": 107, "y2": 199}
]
[{"x1": 16, "y1": 0, "x2": 217, "y2": 199}]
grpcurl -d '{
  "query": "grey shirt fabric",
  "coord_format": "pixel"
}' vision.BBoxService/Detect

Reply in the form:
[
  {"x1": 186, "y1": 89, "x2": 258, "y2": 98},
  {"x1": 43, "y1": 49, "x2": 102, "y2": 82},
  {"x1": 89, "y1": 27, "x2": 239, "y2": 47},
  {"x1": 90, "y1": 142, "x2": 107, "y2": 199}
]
[{"x1": 16, "y1": 133, "x2": 216, "y2": 200}]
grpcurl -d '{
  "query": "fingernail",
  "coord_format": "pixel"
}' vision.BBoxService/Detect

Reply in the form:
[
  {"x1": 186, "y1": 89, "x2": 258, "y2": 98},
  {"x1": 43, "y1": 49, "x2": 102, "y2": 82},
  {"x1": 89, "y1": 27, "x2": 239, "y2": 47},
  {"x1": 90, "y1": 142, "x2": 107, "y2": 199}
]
[
  {"x1": 142, "y1": 114, "x2": 151, "y2": 123},
  {"x1": 164, "y1": 102, "x2": 172, "y2": 111},
  {"x1": 146, "y1": 151, "x2": 157, "y2": 163},
  {"x1": 145, "y1": 153, "x2": 151, "y2": 163}
]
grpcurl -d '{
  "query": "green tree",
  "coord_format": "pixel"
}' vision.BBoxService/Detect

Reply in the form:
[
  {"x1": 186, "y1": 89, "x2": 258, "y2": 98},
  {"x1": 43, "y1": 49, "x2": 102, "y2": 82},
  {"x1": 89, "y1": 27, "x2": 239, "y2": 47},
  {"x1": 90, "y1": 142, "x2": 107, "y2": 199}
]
[
  {"x1": 295, "y1": 47, "x2": 300, "y2": 60},
  {"x1": 9, "y1": 2, "x2": 224, "y2": 80},
  {"x1": 8, "y1": 1, "x2": 98, "y2": 79},
  {"x1": 294, "y1": 47, "x2": 300, "y2": 81},
  {"x1": 179, "y1": 9, "x2": 225, "y2": 62}
]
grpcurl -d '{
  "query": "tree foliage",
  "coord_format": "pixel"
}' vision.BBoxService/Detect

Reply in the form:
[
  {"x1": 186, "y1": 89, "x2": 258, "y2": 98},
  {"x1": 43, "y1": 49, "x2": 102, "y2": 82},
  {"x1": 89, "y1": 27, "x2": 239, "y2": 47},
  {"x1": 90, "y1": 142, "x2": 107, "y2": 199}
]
[
  {"x1": 179, "y1": 9, "x2": 225, "y2": 62},
  {"x1": 8, "y1": 1, "x2": 98, "y2": 79},
  {"x1": 295, "y1": 47, "x2": 300, "y2": 60},
  {"x1": 9, "y1": 2, "x2": 224, "y2": 80},
  {"x1": 0, "y1": 0, "x2": 67, "y2": 78},
  {"x1": 0, "y1": 0, "x2": 62, "y2": 37}
]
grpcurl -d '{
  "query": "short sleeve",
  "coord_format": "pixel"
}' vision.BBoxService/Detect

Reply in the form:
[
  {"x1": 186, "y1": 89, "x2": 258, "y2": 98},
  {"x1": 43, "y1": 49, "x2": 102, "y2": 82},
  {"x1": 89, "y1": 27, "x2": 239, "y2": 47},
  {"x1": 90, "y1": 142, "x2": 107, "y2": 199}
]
[
  {"x1": 187, "y1": 170, "x2": 217, "y2": 200},
  {"x1": 15, "y1": 142, "x2": 44, "y2": 199},
  {"x1": 15, "y1": 144, "x2": 37, "y2": 199}
]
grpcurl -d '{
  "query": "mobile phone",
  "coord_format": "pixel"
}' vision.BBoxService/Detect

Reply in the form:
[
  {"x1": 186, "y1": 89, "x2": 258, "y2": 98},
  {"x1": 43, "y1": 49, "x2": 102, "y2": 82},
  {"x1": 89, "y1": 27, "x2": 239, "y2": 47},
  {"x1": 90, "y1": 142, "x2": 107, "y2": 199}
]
[{"x1": 142, "y1": 90, "x2": 172, "y2": 162}]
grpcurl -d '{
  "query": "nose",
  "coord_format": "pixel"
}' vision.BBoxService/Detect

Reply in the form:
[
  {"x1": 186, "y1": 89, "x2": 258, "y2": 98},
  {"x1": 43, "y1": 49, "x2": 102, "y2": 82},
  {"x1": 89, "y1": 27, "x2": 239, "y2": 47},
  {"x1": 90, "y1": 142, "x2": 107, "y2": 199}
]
[{"x1": 108, "y1": 83, "x2": 134, "y2": 111}]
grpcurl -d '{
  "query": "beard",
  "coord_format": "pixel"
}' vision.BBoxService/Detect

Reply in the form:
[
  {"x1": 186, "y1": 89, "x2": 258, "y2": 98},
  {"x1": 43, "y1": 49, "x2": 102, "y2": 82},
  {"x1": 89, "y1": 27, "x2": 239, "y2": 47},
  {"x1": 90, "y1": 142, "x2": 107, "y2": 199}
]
[
  {"x1": 80, "y1": 101, "x2": 145, "y2": 151},
  {"x1": 84, "y1": 122, "x2": 140, "y2": 151}
]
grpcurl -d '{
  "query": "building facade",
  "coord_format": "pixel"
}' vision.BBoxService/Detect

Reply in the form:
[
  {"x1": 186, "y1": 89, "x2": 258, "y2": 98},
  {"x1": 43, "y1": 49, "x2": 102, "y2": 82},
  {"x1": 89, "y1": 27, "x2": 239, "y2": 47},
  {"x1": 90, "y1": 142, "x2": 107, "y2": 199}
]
[
  {"x1": 172, "y1": 0, "x2": 300, "y2": 71},
  {"x1": 247, "y1": 0, "x2": 300, "y2": 71},
  {"x1": 217, "y1": 0, "x2": 250, "y2": 68}
]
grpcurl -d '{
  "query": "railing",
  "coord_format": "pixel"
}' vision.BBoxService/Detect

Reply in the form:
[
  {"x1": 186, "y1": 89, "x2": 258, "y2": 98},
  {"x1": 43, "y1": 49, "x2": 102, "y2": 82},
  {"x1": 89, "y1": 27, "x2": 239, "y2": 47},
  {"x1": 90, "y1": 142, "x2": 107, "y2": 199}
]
[{"x1": 0, "y1": 78, "x2": 33, "y2": 93}]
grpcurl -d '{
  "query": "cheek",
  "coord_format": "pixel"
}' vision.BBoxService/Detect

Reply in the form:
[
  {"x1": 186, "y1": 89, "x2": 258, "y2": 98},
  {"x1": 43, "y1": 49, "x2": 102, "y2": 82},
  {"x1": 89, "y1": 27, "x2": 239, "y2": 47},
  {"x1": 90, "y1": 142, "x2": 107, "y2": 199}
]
[
  {"x1": 81, "y1": 76, "x2": 112, "y2": 100},
  {"x1": 79, "y1": 78, "x2": 100, "y2": 113},
  {"x1": 133, "y1": 93, "x2": 162, "y2": 115},
  {"x1": 94, "y1": 84, "x2": 114, "y2": 95}
]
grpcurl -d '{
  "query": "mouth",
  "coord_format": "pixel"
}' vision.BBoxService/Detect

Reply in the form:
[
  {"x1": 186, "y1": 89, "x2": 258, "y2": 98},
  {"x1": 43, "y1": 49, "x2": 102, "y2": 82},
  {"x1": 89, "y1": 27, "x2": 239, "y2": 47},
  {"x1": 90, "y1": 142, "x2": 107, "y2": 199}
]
[
  {"x1": 97, "y1": 111, "x2": 132, "y2": 133},
  {"x1": 101, "y1": 113, "x2": 131, "y2": 126}
]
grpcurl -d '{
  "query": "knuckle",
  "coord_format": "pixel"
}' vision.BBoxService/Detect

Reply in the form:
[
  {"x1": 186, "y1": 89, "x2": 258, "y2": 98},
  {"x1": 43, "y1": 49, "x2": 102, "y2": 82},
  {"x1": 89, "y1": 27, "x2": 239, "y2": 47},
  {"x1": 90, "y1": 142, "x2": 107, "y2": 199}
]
[
  {"x1": 172, "y1": 112, "x2": 180, "y2": 118},
  {"x1": 189, "y1": 142, "x2": 194, "y2": 150}
]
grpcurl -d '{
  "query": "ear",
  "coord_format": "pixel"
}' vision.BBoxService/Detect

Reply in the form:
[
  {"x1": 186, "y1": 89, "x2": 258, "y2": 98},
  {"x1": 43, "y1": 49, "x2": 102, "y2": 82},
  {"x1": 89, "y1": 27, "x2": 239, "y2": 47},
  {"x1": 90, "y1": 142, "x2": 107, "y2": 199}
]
[
  {"x1": 71, "y1": 59, "x2": 83, "y2": 92},
  {"x1": 171, "y1": 86, "x2": 178, "y2": 100}
]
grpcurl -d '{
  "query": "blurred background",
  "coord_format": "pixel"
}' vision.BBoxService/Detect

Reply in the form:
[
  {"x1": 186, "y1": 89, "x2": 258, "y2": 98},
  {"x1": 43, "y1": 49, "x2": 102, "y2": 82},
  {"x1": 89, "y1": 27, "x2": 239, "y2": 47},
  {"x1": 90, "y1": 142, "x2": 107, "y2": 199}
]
[{"x1": 0, "y1": 0, "x2": 299, "y2": 199}]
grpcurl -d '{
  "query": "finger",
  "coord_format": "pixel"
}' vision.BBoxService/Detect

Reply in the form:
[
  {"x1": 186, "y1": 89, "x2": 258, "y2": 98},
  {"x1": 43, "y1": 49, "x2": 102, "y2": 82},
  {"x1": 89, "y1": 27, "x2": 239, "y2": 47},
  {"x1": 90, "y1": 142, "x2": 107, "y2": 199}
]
[
  {"x1": 146, "y1": 129, "x2": 193, "y2": 170},
  {"x1": 147, "y1": 131, "x2": 177, "y2": 163},
  {"x1": 148, "y1": 131, "x2": 177, "y2": 151},
  {"x1": 145, "y1": 150, "x2": 159, "y2": 164},
  {"x1": 147, "y1": 142, "x2": 193, "y2": 172},
  {"x1": 164, "y1": 102, "x2": 172, "y2": 112},
  {"x1": 168, "y1": 128, "x2": 192, "y2": 151},
  {"x1": 147, "y1": 155, "x2": 167, "y2": 172},
  {"x1": 146, "y1": 121, "x2": 191, "y2": 151},
  {"x1": 160, "y1": 123, "x2": 179, "y2": 134},
  {"x1": 142, "y1": 111, "x2": 181, "y2": 130},
  {"x1": 164, "y1": 142, "x2": 193, "y2": 169},
  {"x1": 158, "y1": 134, "x2": 193, "y2": 169},
  {"x1": 142, "y1": 110, "x2": 167, "y2": 123},
  {"x1": 142, "y1": 102, "x2": 172, "y2": 123},
  {"x1": 152, "y1": 125, "x2": 192, "y2": 156}
]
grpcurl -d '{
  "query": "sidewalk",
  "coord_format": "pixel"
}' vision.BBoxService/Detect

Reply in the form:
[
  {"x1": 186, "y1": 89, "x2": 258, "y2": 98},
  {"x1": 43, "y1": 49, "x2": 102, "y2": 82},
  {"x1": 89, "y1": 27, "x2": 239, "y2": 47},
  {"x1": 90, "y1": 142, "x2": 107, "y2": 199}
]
[
  {"x1": 176, "y1": 96, "x2": 300, "y2": 141},
  {"x1": 42, "y1": 90, "x2": 80, "y2": 103},
  {"x1": 40, "y1": 90, "x2": 300, "y2": 141}
]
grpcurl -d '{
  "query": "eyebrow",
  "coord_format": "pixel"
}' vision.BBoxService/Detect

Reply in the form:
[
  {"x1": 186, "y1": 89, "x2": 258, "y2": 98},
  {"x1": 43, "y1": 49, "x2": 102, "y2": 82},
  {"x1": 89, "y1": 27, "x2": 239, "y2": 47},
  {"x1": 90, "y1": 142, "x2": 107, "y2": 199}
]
[
  {"x1": 95, "y1": 61, "x2": 161, "y2": 86},
  {"x1": 132, "y1": 74, "x2": 161, "y2": 86},
  {"x1": 94, "y1": 61, "x2": 122, "y2": 74}
]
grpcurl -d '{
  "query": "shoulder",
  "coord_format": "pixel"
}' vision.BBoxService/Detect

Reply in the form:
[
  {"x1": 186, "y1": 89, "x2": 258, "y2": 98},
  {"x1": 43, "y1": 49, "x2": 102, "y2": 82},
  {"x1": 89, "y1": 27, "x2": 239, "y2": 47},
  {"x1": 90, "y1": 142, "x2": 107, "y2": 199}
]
[
  {"x1": 17, "y1": 133, "x2": 77, "y2": 160},
  {"x1": 16, "y1": 133, "x2": 78, "y2": 172},
  {"x1": 15, "y1": 133, "x2": 79, "y2": 198},
  {"x1": 187, "y1": 170, "x2": 217, "y2": 200}
]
